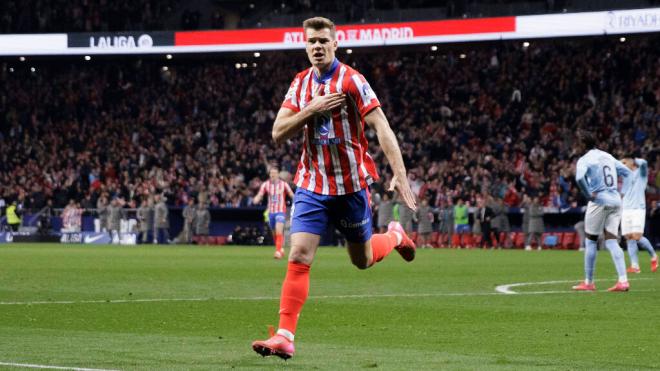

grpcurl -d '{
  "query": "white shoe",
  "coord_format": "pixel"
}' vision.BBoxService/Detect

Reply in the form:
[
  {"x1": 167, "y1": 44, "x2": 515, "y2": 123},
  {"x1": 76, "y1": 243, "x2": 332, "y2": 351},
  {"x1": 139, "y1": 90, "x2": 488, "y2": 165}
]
[{"x1": 525, "y1": 246, "x2": 532, "y2": 251}]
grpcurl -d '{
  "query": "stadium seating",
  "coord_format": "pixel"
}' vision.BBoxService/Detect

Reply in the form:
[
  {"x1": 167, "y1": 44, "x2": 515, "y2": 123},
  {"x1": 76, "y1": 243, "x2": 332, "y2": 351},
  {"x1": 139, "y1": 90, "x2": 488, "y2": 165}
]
[
  {"x1": 560, "y1": 232, "x2": 578, "y2": 250},
  {"x1": 512, "y1": 232, "x2": 526, "y2": 249}
]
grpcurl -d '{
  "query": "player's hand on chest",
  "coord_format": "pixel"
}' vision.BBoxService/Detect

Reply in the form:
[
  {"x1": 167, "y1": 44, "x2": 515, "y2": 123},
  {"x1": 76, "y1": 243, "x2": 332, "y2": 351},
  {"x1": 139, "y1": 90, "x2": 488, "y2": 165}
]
[{"x1": 305, "y1": 82, "x2": 345, "y2": 115}]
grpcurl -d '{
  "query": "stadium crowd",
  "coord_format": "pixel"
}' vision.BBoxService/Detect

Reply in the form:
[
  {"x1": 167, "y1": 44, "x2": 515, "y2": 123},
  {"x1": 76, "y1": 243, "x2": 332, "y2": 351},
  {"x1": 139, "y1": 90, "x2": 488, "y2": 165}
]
[
  {"x1": 0, "y1": 0, "x2": 179, "y2": 33},
  {"x1": 0, "y1": 36, "x2": 658, "y2": 240}
]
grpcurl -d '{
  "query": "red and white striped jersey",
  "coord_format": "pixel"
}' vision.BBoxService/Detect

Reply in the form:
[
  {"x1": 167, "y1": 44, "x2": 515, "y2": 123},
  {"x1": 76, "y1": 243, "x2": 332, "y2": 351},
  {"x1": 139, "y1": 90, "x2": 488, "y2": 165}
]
[
  {"x1": 281, "y1": 59, "x2": 380, "y2": 196},
  {"x1": 258, "y1": 180, "x2": 293, "y2": 213}
]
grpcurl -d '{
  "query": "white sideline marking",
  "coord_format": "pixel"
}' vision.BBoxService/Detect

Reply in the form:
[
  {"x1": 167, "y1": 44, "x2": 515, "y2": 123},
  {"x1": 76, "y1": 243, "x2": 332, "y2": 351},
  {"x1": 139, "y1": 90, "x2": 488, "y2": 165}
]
[
  {"x1": 495, "y1": 280, "x2": 575, "y2": 294},
  {"x1": 0, "y1": 361, "x2": 119, "y2": 371},
  {"x1": 0, "y1": 278, "x2": 654, "y2": 305},
  {"x1": 495, "y1": 278, "x2": 653, "y2": 295},
  {"x1": 0, "y1": 293, "x2": 498, "y2": 305}
]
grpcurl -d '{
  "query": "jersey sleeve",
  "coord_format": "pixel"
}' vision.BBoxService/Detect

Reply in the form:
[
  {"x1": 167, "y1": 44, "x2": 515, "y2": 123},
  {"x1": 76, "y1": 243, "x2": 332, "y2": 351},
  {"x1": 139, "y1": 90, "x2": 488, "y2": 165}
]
[
  {"x1": 614, "y1": 159, "x2": 631, "y2": 179},
  {"x1": 257, "y1": 182, "x2": 268, "y2": 197},
  {"x1": 635, "y1": 158, "x2": 648, "y2": 178},
  {"x1": 281, "y1": 75, "x2": 301, "y2": 113},
  {"x1": 575, "y1": 158, "x2": 591, "y2": 199},
  {"x1": 346, "y1": 72, "x2": 381, "y2": 119},
  {"x1": 284, "y1": 182, "x2": 293, "y2": 196},
  {"x1": 575, "y1": 158, "x2": 587, "y2": 182}
]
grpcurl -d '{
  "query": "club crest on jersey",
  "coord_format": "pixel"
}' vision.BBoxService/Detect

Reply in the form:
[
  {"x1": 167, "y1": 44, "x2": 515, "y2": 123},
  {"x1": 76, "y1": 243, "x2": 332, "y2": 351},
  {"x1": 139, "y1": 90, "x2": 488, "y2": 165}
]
[{"x1": 316, "y1": 113, "x2": 332, "y2": 139}]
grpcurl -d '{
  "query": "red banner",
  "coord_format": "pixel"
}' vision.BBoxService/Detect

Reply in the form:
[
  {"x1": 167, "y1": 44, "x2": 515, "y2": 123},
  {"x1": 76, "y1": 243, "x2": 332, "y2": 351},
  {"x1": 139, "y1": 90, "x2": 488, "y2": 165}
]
[{"x1": 175, "y1": 17, "x2": 516, "y2": 46}]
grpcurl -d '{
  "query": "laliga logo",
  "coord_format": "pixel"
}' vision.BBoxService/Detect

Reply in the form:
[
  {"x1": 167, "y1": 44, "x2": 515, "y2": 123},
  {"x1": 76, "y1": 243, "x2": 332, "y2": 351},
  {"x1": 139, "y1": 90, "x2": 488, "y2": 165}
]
[
  {"x1": 89, "y1": 34, "x2": 154, "y2": 49},
  {"x1": 137, "y1": 34, "x2": 154, "y2": 47},
  {"x1": 361, "y1": 82, "x2": 376, "y2": 100}
]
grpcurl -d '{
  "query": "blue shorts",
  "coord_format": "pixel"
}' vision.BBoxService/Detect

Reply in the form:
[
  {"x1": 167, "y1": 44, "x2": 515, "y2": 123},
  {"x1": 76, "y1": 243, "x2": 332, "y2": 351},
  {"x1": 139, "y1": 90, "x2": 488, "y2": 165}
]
[
  {"x1": 268, "y1": 212, "x2": 286, "y2": 230},
  {"x1": 455, "y1": 224, "x2": 471, "y2": 233},
  {"x1": 290, "y1": 188, "x2": 373, "y2": 243}
]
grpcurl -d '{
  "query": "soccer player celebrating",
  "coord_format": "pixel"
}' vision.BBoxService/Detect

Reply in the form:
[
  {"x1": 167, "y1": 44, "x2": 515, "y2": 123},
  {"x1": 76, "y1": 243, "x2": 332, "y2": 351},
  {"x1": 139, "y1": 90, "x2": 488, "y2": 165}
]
[
  {"x1": 253, "y1": 167, "x2": 295, "y2": 259},
  {"x1": 252, "y1": 16, "x2": 417, "y2": 359},
  {"x1": 620, "y1": 156, "x2": 658, "y2": 273},
  {"x1": 572, "y1": 131, "x2": 631, "y2": 292}
]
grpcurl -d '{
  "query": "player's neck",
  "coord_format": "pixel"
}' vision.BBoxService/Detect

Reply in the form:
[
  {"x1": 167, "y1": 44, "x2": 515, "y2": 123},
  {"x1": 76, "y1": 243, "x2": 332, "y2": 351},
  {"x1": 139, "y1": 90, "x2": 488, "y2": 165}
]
[{"x1": 313, "y1": 58, "x2": 339, "y2": 83}]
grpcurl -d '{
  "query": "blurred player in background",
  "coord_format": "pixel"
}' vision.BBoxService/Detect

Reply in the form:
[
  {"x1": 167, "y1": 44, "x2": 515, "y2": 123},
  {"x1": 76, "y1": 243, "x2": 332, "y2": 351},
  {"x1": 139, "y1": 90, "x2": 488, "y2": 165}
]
[
  {"x1": 252, "y1": 16, "x2": 417, "y2": 359},
  {"x1": 573, "y1": 131, "x2": 631, "y2": 292},
  {"x1": 620, "y1": 156, "x2": 657, "y2": 273},
  {"x1": 253, "y1": 167, "x2": 294, "y2": 259}
]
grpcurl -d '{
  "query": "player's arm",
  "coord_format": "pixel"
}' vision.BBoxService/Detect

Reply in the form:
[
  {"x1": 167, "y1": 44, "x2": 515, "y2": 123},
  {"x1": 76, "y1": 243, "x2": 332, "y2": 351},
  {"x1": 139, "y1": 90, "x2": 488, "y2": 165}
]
[
  {"x1": 253, "y1": 183, "x2": 267, "y2": 205},
  {"x1": 635, "y1": 158, "x2": 648, "y2": 178},
  {"x1": 614, "y1": 159, "x2": 632, "y2": 179},
  {"x1": 285, "y1": 183, "x2": 295, "y2": 199},
  {"x1": 365, "y1": 107, "x2": 417, "y2": 211},
  {"x1": 574, "y1": 160, "x2": 592, "y2": 201},
  {"x1": 272, "y1": 88, "x2": 345, "y2": 145}
]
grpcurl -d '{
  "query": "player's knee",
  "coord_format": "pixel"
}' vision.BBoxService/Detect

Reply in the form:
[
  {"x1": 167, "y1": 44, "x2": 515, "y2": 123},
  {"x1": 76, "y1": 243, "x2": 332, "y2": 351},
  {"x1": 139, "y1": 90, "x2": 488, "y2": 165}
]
[
  {"x1": 604, "y1": 231, "x2": 617, "y2": 240},
  {"x1": 288, "y1": 247, "x2": 313, "y2": 265},
  {"x1": 586, "y1": 234, "x2": 599, "y2": 241},
  {"x1": 350, "y1": 257, "x2": 370, "y2": 270}
]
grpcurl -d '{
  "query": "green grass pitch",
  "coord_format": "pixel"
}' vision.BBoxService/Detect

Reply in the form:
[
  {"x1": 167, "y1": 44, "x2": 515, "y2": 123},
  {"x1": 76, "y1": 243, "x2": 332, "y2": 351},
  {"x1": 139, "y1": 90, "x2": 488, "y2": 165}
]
[{"x1": 0, "y1": 244, "x2": 658, "y2": 370}]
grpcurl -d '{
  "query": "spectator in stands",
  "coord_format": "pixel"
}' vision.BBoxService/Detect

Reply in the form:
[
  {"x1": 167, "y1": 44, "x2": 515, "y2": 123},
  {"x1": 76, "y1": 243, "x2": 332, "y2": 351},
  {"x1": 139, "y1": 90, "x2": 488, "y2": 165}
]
[
  {"x1": 96, "y1": 194, "x2": 109, "y2": 233},
  {"x1": 416, "y1": 197, "x2": 434, "y2": 248},
  {"x1": 194, "y1": 200, "x2": 211, "y2": 245},
  {"x1": 137, "y1": 199, "x2": 151, "y2": 244},
  {"x1": 453, "y1": 198, "x2": 469, "y2": 247},
  {"x1": 181, "y1": 198, "x2": 196, "y2": 244},
  {"x1": 521, "y1": 194, "x2": 531, "y2": 239},
  {"x1": 0, "y1": 194, "x2": 5, "y2": 218},
  {"x1": 376, "y1": 192, "x2": 395, "y2": 233},
  {"x1": 153, "y1": 194, "x2": 169, "y2": 244},
  {"x1": 525, "y1": 196, "x2": 545, "y2": 251},
  {"x1": 439, "y1": 198, "x2": 454, "y2": 247},
  {"x1": 38, "y1": 199, "x2": 54, "y2": 235},
  {"x1": 108, "y1": 198, "x2": 123, "y2": 244},
  {"x1": 491, "y1": 197, "x2": 511, "y2": 248},
  {"x1": 475, "y1": 197, "x2": 495, "y2": 249},
  {"x1": 398, "y1": 195, "x2": 415, "y2": 235},
  {"x1": 61, "y1": 199, "x2": 81, "y2": 233},
  {"x1": 6, "y1": 199, "x2": 21, "y2": 232}
]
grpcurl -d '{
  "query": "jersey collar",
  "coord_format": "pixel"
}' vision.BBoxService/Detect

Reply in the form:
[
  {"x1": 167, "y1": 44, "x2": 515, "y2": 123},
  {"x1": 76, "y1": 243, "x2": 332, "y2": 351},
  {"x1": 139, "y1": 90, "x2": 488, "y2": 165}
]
[{"x1": 313, "y1": 58, "x2": 340, "y2": 84}]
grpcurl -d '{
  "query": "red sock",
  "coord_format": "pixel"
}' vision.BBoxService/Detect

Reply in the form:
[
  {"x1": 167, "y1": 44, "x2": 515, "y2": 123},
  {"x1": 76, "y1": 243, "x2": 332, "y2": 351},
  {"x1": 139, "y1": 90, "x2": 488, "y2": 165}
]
[
  {"x1": 278, "y1": 262, "x2": 310, "y2": 336},
  {"x1": 370, "y1": 232, "x2": 398, "y2": 265},
  {"x1": 275, "y1": 234, "x2": 284, "y2": 252}
]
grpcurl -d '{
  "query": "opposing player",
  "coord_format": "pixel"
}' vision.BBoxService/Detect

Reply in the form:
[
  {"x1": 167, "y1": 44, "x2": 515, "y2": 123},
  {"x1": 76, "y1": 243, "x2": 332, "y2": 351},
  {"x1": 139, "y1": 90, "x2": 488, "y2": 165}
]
[
  {"x1": 572, "y1": 131, "x2": 631, "y2": 292},
  {"x1": 620, "y1": 156, "x2": 657, "y2": 273},
  {"x1": 252, "y1": 17, "x2": 417, "y2": 359},
  {"x1": 253, "y1": 167, "x2": 295, "y2": 259}
]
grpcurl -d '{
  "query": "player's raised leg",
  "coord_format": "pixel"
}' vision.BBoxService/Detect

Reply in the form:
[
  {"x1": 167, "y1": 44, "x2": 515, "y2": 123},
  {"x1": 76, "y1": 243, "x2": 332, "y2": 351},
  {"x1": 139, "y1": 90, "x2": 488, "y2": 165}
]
[
  {"x1": 638, "y1": 236, "x2": 658, "y2": 272},
  {"x1": 338, "y1": 189, "x2": 415, "y2": 269}
]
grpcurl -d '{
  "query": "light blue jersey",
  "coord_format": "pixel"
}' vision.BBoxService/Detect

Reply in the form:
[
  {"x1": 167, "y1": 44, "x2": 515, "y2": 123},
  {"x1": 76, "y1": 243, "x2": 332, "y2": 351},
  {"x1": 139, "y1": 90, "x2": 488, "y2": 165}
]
[
  {"x1": 575, "y1": 149, "x2": 631, "y2": 207},
  {"x1": 622, "y1": 158, "x2": 647, "y2": 210}
]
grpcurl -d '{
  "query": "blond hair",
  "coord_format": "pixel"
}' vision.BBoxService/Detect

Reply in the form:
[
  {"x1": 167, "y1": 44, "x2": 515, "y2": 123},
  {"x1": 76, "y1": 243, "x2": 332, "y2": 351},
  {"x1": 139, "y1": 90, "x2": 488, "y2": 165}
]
[{"x1": 302, "y1": 17, "x2": 336, "y2": 39}]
